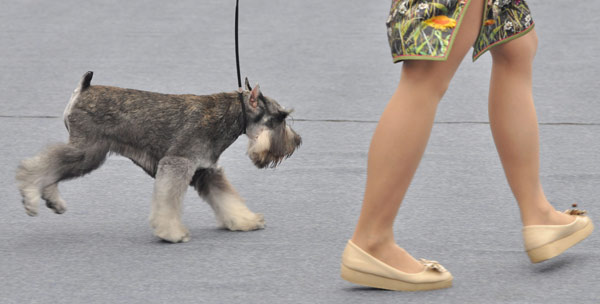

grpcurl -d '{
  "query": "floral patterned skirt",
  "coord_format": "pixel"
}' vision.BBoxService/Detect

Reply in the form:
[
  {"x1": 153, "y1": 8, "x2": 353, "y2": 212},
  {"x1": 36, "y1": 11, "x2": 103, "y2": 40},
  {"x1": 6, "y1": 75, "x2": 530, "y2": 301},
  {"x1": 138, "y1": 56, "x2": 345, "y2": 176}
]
[{"x1": 387, "y1": 0, "x2": 535, "y2": 63}]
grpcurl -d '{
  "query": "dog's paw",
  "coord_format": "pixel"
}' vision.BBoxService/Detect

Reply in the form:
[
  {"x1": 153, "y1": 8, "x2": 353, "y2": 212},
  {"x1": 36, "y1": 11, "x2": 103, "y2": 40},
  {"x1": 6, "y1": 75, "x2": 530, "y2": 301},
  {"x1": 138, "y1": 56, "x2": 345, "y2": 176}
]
[
  {"x1": 45, "y1": 199, "x2": 67, "y2": 214},
  {"x1": 153, "y1": 221, "x2": 191, "y2": 243},
  {"x1": 22, "y1": 198, "x2": 39, "y2": 216},
  {"x1": 20, "y1": 187, "x2": 41, "y2": 216},
  {"x1": 222, "y1": 212, "x2": 265, "y2": 231}
]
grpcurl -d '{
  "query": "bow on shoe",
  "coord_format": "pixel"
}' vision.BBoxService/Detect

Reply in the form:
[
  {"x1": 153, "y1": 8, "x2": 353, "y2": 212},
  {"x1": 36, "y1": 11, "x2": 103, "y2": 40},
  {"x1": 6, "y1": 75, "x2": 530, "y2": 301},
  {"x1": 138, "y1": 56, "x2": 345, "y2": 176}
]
[
  {"x1": 419, "y1": 259, "x2": 448, "y2": 273},
  {"x1": 565, "y1": 203, "x2": 587, "y2": 216}
]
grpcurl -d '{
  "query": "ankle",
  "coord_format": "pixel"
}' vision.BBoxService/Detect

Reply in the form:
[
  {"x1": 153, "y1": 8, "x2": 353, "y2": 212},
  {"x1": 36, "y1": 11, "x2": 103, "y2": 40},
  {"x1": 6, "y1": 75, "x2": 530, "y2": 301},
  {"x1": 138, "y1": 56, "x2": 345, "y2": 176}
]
[
  {"x1": 351, "y1": 232, "x2": 395, "y2": 253},
  {"x1": 521, "y1": 208, "x2": 552, "y2": 226},
  {"x1": 520, "y1": 204, "x2": 576, "y2": 226}
]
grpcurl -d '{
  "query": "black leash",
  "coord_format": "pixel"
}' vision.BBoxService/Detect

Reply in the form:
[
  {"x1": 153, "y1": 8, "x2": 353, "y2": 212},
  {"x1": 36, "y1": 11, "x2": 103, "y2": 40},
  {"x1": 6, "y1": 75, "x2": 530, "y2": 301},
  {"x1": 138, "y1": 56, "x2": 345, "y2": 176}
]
[
  {"x1": 235, "y1": 0, "x2": 242, "y2": 90},
  {"x1": 235, "y1": 0, "x2": 247, "y2": 135}
]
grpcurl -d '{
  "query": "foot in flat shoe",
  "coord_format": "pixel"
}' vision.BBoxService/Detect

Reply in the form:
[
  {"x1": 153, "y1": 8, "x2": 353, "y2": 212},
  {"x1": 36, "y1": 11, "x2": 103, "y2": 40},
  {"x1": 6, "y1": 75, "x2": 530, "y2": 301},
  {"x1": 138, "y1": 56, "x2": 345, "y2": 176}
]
[
  {"x1": 350, "y1": 239, "x2": 425, "y2": 274},
  {"x1": 523, "y1": 207, "x2": 593, "y2": 263},
  {"x1": 548, "y1": 210, "x2": 577, "y2": 225},
  {"x1": 341, "y1": 240, "x2": 452, "y2": 291}
]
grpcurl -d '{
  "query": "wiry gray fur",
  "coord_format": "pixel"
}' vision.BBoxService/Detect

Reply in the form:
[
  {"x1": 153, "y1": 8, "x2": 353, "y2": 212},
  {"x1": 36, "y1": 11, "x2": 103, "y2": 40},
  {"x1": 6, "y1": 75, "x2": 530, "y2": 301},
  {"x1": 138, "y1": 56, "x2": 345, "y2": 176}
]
[{"x1": 16, "y1": 71, "x2": 301, "y2": 243}]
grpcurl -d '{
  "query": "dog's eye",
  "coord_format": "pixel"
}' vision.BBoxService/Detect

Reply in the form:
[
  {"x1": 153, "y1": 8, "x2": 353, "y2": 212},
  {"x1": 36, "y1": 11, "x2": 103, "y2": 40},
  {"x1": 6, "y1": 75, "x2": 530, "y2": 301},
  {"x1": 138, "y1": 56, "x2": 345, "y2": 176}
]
[
  {"x1": 269, "y1": 116, "x2": 285, "y2": 126},
  {"x1": 266, "y1": 117, "x2": 282, "y2": 127},
  {"x1": 275, "y1": 111, "x2": 289, "y2": 122}
]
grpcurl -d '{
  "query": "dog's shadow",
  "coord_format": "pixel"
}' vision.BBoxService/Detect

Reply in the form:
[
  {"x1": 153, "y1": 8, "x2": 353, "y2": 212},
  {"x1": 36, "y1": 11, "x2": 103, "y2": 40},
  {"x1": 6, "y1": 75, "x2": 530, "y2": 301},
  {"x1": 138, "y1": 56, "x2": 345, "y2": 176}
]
[{"x1": 150, "y1": 226, "x2": 266, "y2": 245}]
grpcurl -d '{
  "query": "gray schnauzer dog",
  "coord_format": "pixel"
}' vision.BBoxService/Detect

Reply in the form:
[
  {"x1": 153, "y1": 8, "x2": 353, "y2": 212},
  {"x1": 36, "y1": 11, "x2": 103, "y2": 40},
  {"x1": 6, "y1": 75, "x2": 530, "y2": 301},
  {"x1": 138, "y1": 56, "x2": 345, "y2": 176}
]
[{"x1": 16, "y1": 71, "x2": 301, "y2": 243}]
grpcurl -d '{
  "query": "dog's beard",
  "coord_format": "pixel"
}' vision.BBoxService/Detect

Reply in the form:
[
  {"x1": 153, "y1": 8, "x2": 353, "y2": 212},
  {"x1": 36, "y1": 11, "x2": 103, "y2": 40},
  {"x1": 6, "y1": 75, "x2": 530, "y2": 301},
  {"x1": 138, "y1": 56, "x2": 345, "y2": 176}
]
[
  {"x1": 248, "y1": 129, "x2": 278, "y2": 168},
  {"x1": 247, "y1": 126, "x2": 301, "y2": 169},
  {"x1": 249, "y1": 152, "x2": 285, "y2": 169}
]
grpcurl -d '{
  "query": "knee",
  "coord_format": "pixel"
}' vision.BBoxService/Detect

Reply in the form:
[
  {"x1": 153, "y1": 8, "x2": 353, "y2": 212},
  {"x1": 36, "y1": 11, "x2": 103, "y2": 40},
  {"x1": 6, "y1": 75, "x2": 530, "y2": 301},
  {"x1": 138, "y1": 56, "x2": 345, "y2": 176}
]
[
  {"x1": 490, "y1": 29, "x2": 538, "y2": 66},
  {"x1": 400, "y1": 61, "x2": 452, "y2": 102}
]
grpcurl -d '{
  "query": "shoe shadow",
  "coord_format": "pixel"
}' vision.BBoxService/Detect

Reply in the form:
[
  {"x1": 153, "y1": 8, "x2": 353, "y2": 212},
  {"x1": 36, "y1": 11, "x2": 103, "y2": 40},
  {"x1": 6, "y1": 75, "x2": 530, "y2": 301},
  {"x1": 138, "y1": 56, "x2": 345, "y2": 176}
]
[
  {"x1": 343, "y1": 286, "x2": 392, "y2": 292},
  {"x1": 530, "y1": 256, "x2": 574, "y2": 273}
]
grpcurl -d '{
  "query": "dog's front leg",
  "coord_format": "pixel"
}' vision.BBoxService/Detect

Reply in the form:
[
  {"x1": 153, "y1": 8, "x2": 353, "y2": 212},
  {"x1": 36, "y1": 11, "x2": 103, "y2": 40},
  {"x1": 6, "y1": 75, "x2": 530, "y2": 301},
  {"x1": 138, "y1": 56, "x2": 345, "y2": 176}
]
[
  {"x1": 150, "y1": 157, "x2": 195, "y2": 243},
  {"x1": 192, "y1": 167, "x2": 265, "y2": 231}
]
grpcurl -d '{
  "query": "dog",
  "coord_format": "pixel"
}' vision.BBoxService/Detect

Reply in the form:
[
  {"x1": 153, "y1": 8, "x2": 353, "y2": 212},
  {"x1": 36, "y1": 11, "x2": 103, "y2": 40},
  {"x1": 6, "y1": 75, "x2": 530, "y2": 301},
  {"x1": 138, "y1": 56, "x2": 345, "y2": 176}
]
[{"x1": 16, "y1": 71, "x2": 301, "y2": 243}]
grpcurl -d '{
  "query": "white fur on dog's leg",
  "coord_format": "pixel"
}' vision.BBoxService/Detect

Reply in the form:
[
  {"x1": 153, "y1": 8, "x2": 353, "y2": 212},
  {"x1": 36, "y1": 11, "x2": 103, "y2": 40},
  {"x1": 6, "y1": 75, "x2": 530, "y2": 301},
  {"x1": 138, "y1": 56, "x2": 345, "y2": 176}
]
[
  {"x1": 16, "y1": 157, "x2": 46, "y2": 216},
  {"x1": 149, "y1": 212, "x2": 191, "y2": 243},
  {"x1": 21, "y1": 187, "x2": 40, "y2": 217},
  {"x1": 42, "y1": 184, "x2": 67, "y2": 214},
  {"x1": 152, "y1": 218, "x2": 190, "y2": 243},
  {"x1": 150, "y1": 157, "x2": 195, "y2": 243},
  {"x1": 207, "y1": 189, "x2": 266, "y2": 231},
  {"x1": 223, "y1": 210, "x2": 265, "y2": 232}
]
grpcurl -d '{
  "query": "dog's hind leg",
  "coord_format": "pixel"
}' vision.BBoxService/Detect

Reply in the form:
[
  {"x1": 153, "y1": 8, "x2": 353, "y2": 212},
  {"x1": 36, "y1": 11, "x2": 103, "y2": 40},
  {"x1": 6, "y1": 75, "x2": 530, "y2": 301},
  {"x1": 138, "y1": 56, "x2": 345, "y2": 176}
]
[
  {"x1": 42, "y1": 183, "x2": 67, "y2": 214},
  {"x1": 192, "y1": 167, "x2": 265, "y2": 231},
  {"x1": 150, "y1": 156, "x2": 195, "y2": 243},
  {"x1": 16, "y1": 142, "x2": 109, "y2": 216}
]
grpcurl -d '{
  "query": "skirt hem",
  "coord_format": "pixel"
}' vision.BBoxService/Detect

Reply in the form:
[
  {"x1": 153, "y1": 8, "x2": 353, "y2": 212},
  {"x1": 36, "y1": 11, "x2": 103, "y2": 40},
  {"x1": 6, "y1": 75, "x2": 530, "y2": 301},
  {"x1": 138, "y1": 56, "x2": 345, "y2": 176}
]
[
  {"x1": 472, "y1": 22, "x2": 536, "y2": 62},
  {"x1": 392, "y1": 0, "x2": 473, "y2": 64}
]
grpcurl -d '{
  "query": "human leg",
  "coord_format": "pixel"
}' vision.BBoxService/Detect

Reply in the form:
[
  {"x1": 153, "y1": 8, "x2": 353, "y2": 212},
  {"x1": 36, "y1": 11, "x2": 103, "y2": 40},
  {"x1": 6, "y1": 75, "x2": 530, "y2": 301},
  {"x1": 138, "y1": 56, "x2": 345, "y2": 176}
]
[
  {"x1": 489, "y1": 28, "x2": 593, "y2": 263},
  {"x1": 350, "y1": 0, "x2": 486, "y2": 274},
  {"x1": 488, "y1": 28, "x2": 575, "y2": 226}
]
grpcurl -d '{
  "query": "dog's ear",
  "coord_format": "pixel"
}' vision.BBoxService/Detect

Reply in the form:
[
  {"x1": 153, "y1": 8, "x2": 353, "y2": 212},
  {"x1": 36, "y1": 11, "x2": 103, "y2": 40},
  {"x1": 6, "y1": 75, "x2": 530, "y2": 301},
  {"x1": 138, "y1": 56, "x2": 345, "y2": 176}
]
[
  {"x1": 245, "y1": 77, "x2": 252, "y2": 91},
  {"x1": 249, "y1": 84, "x2": 260, "y2": 109}
]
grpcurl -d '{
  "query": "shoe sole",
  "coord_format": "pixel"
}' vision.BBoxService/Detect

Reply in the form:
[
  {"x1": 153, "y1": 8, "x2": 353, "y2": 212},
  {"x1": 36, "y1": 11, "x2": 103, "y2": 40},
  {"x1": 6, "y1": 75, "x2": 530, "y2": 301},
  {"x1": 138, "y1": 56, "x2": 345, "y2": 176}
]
[
  {"x1": 527, "y1": 220, "x2": 594, "y2": 263},
  {"x1": 340, "y1": 264, "x2": 452, "y2": 291}
]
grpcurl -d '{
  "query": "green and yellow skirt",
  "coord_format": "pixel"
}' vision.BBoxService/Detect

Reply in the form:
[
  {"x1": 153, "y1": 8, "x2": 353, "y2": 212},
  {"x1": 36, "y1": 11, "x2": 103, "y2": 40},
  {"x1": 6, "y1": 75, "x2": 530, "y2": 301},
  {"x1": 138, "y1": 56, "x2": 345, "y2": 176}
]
[{"x1": 387, "y1": 0, "x2": 535, "y2": 62}]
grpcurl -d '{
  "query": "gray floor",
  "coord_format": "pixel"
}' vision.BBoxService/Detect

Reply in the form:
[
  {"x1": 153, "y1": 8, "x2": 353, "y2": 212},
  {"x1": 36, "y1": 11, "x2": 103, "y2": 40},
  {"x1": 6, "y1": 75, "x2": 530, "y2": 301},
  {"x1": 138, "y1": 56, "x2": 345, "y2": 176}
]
[{"x1": 1, "y1": 0, "x2": 599, "y2": 303}]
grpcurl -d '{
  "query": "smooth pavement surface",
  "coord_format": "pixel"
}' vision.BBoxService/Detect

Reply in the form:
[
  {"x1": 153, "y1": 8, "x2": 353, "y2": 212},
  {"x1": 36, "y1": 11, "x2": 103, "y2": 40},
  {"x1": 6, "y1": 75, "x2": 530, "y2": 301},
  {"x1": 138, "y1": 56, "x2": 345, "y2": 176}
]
[{"x1": 1, "y1": 0, "x2": 599, "y2": 303}]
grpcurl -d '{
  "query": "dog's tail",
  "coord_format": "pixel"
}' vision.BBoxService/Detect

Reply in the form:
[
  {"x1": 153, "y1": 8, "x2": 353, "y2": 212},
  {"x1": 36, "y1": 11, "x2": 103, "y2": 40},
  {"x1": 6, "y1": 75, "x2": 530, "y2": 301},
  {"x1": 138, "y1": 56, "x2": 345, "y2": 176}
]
[
  {"x1": 79, "y1": 71, "x2": 93, "y2": 91},
  {"x1": 63, "y1": 71, "x2": 93, "y2": 132}
]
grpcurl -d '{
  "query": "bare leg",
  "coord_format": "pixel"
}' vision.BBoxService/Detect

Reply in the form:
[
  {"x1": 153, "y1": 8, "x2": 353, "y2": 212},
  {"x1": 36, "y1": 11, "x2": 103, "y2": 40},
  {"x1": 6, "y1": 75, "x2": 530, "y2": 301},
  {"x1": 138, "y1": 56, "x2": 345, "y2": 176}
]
[
  {"x1": 488, "y1": 29, "x2": 575, "y2": 226},
  {"x1": 351, "y1": 0, "x2": 486, "y2": 273}
]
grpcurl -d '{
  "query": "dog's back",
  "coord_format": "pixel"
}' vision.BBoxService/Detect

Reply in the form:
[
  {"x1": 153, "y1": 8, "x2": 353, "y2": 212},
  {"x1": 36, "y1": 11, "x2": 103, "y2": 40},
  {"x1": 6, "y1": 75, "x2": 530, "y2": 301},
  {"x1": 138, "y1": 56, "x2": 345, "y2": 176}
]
[
  {"x1": 59, "y1": 72, "x2": 248, "y2": 179},
  {"x1": 64, "y1": 72, "x2": 244, "y2": 157}
]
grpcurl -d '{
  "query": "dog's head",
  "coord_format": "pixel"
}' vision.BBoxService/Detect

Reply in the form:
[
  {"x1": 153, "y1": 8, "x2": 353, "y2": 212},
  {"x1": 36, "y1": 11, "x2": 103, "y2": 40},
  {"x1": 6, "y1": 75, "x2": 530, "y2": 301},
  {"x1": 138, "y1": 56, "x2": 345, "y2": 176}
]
[{"x1": 243, "y1": 78, "x2": 302, "y2": 168}]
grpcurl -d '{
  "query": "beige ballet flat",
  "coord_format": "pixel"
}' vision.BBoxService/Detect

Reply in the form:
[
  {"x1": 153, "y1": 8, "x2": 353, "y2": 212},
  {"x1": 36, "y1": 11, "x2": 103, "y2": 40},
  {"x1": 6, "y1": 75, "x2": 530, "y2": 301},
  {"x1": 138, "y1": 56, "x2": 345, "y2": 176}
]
[
  {"x1": 340, "y1": 240, "x2": 452, "y2": 291},
  {"x1": 523, "y1": 204, "x2": 594, "y2": 263}
]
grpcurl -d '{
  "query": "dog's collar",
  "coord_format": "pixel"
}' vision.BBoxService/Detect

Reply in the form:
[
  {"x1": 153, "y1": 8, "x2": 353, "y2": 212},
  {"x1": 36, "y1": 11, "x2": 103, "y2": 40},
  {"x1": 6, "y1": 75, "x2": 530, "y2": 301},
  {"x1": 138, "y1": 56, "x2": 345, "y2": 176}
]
[{"x1": 237, "y1": 90, "x2": 247, "y2": 135}]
